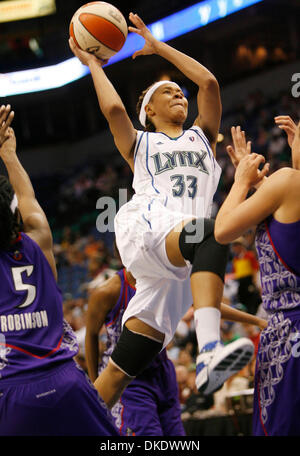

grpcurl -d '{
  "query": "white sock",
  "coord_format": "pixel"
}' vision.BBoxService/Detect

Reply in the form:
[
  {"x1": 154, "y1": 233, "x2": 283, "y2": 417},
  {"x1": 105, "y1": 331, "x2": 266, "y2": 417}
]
[{"x1": 194, "y1": 307, "x2": 221, "y2": 352}]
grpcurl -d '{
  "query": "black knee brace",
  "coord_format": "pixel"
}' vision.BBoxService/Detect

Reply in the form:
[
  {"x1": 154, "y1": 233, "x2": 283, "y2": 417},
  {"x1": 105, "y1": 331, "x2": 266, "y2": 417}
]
[
  {"x1": 110, "y1": 325, "x2": 163, "y2": 377},
  {"x1": 179, "y1": 218, "x2": 229, "y2": 282}
]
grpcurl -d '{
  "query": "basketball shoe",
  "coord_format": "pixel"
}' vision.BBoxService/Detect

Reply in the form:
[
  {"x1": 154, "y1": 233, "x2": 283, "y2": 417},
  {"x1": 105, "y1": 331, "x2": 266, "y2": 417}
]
[{"x1": 196, "y1": 338, "x2": 254, "y2": 395}]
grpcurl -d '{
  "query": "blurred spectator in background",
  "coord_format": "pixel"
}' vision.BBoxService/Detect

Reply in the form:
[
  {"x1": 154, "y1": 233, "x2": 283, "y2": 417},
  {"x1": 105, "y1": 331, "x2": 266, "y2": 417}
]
[
  {"x1": 221, "y1": 320, "x2": 241, "y2": 345},
  {"x1": 181, "y1": 367, "x2": 214, "y2": 417},
  {"x1": 214, "y1": 366, "x2": 250, "y2": 415},
  {"x1": 175, "y1": 365, "x2": 190, "y2": 408},
  {"x1": 177, "y1": 349, "x2": 194, "y2": 370},
  {"x1": 230, "y1": 237, "x2": 261, "y2": 315},
  {"x1": 241, "y1": 322, "x2": 261, "y2": 381},
  {"x1": 84, "y1": 236, "x2": 106, "y2": 259}
]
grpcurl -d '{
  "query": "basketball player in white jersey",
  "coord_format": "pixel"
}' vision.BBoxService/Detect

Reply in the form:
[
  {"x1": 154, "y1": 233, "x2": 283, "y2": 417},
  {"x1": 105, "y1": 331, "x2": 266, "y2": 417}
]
[{"x1": 69, "y1": 12, "x2": 254, "y2": 409}]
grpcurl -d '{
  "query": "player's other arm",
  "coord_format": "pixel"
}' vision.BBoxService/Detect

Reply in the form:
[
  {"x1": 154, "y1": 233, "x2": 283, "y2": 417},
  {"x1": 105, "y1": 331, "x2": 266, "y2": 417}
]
[
  {"x1": 85, "y1": 276, "x2": 121, "y2": 382},
  {"x1": 128, "y1": 13, "x2": 221, "y2": 155},
  {"x1": 152, "y1": 39, "x2": 221, "y2": 148},
  {"x1": 193, "y1": 75, "x2": 221, "y2": 157},
  {"x1": 0, "y1": 125, "x2": 57, "y2": 279},
  {"x1": 187, "y1": 303, "x2": 267, "y2": 331},
  {"x1": 69, "y1": 39, "x2": 136, "y2": 171},
  {"x1": 220, "y1": 303, "x2": 267, "y2": 330},
  {"x1": 158, "y1": 40, "x2": 221, "y2": 153}
]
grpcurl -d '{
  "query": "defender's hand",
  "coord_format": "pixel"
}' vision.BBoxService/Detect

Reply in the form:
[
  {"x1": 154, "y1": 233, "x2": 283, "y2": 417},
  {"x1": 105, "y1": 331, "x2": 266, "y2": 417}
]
[
  {"x1": 274, "y1": 115, "x2": 297, "y2": 148},
  {"x1": 227, "y1": 126, "x2": 252, "y2": 168},
  {"x1": 234, "y1": 154, "x2": 269, "y2": 188}
]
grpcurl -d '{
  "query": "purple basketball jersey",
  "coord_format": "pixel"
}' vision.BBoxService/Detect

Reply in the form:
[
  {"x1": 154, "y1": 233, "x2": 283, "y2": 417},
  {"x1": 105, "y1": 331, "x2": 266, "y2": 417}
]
[
  {"x1": 253, "y1": 219, "x2": 300, "y2": 435},
  {"x1": 0, "y1": 233, "x2": 78, "y2": 381},
  {"x1": 255, "y1": 218, "x2": 300, "y2": 312}
]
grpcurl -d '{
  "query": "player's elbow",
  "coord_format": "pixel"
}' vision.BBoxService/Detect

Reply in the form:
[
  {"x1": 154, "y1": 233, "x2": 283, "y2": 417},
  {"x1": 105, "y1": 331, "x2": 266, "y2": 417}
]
[
  {"x1": 201, "y1": 75, "x2": 220, "y2": 92},
  {"x1": 215, "y1": 233, "x2": 229, "y2": 245},
  {"x1": 106, "y1": 103, "x2": 126, "y2": 121},
  {"x1": 214, "y1": 222, "x2": 231, "y2": 245}
]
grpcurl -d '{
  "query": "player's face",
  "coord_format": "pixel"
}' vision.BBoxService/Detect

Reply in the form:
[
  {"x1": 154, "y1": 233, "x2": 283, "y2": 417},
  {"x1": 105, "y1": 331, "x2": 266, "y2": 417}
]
[{"x1": 148, "y1": 84, "x2": 188, "y2": 126}]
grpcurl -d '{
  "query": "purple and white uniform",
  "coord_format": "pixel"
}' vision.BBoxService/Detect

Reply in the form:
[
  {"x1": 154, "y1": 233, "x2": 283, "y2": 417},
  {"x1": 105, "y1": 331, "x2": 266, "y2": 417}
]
[
  {"x1": 253, "y1": 217, "x2": 300, "y2": 436},
  {"x1": 0, "y1": 233, "x2": 117, "y2": 436},
  {"x1": 100, "y1": 268, "x2": 185, "y2": 436}
]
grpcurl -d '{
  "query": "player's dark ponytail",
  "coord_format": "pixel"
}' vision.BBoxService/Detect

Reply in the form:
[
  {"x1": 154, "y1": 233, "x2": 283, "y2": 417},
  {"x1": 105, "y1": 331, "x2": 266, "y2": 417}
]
[
  {"x1": 0, "y1": 176, "x2": 20, "y2": 251},
  {"x1": 136, "y1": 86, "x2": 156, "y2": 132}
]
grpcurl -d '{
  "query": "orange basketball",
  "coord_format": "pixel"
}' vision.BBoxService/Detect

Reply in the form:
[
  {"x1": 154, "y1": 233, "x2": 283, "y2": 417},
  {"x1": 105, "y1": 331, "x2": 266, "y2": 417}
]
[{"x1": 70, "y1": 2, "x2": 128, "y2": 60}]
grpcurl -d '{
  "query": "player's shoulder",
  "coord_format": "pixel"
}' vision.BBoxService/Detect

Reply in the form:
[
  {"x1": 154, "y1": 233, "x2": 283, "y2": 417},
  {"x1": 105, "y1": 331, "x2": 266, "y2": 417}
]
[
  {"x1": 272, "y1": 166, "x2": 297, "y2": 177},
  {"x1": 134, "y1": 129, "x2": 148, "y2": 153},
  {"x1": 90, "y1": 273, "x2": 122, "y2": 303},
  {"x1": 188, "y1": 123, "x2": 207, "y2": 138},
  {"x1": 189, "y1": 124, "x2": 203, "y2": 133},
  {"x1": 187, "y1": 124, "x2": 214, "y2": 149},
  {"x1": 19, "y1": 231, "x2": 39, "y2": 255},
  {"x1": 266, "y1": 167, "x2": 298, "y2": 188}
]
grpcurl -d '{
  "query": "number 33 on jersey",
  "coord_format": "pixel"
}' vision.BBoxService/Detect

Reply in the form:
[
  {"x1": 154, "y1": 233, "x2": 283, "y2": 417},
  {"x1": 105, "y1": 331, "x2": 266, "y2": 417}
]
[{"x1": 132, "y1": 126, "x2": 221, "y2": 218}]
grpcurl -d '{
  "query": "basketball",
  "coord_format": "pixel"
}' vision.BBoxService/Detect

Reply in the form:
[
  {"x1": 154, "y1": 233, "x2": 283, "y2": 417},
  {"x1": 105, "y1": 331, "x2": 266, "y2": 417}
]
[{"x1": 69, "y1": 2, "x2": 128, "y2": 61}]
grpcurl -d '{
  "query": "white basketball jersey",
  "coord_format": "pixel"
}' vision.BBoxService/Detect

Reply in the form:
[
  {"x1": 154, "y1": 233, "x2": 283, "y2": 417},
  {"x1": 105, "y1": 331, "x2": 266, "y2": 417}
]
[{"x1": 132, "y1": 126, "x2": 221, "y2": 218}]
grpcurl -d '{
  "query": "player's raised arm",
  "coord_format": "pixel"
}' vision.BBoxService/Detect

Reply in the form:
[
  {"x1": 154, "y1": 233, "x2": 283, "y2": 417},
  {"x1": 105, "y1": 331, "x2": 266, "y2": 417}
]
[
  {"x1": 128, "y1": 13, "x2": 221, "y2": 154},
  {"x1": 85, "y1": 276, "x2": 121, "y2": 382},
  {"x1": 0, "y1": 124, "x2": 56, "y2": 279},
  {"x1": 0, "y1": 104, "x2": 14, "y2": 142},
  {"x1": 69, "y1": 38, "x2": 136, "y2": 170}
]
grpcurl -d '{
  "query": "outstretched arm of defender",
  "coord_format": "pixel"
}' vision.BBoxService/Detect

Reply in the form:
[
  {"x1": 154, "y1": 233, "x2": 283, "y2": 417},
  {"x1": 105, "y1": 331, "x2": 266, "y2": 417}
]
[
  {"x1": 220, "y1": 303, "x2": 267, "y2": 330},
  {"x1": 227, "y1": 125, "x2": 269, "y2": 192},
  {"x1": 0, "y1": 126, "x2": 56, "y2": 279},
  {"x1": 226, "y1": 126, "x2": 252, "y2": 168},
  {"x1": 69, "y1": 38, "x2": 136, "y2": 169},
  {"x1": 129, "y1": 13, "x2": 221, "y2": 153},
  {"x1": 188, "y1": 303, "x2": 266, "y2": 330},
  {"x1": 213, "y1": 156, "x2": 300, "y2": 245}
]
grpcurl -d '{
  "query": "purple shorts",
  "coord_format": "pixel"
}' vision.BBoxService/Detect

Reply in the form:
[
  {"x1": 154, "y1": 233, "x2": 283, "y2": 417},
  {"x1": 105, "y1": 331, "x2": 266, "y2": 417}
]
[
  {"x1": 253, "y1": 308, "x2": 300, "y2": 436},
  {"x1": 112, "y1": 358, "x2": 185, "y2": 436},
  {"x1": 0, "y1": 360, "x2": 118, "y2": 436}
]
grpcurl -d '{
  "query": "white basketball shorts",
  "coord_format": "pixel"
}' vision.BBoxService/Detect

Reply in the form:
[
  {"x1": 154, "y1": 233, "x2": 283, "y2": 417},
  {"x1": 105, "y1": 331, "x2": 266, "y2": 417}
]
[{"x1": 114, "y1": 195, "x2": 194, "y2": 348}]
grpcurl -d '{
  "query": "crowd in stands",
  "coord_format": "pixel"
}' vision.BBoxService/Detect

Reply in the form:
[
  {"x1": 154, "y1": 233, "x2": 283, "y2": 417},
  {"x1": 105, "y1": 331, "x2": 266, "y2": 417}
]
[{"x1": 36, "y1": 88, "x2": 298, "y2": 420}]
